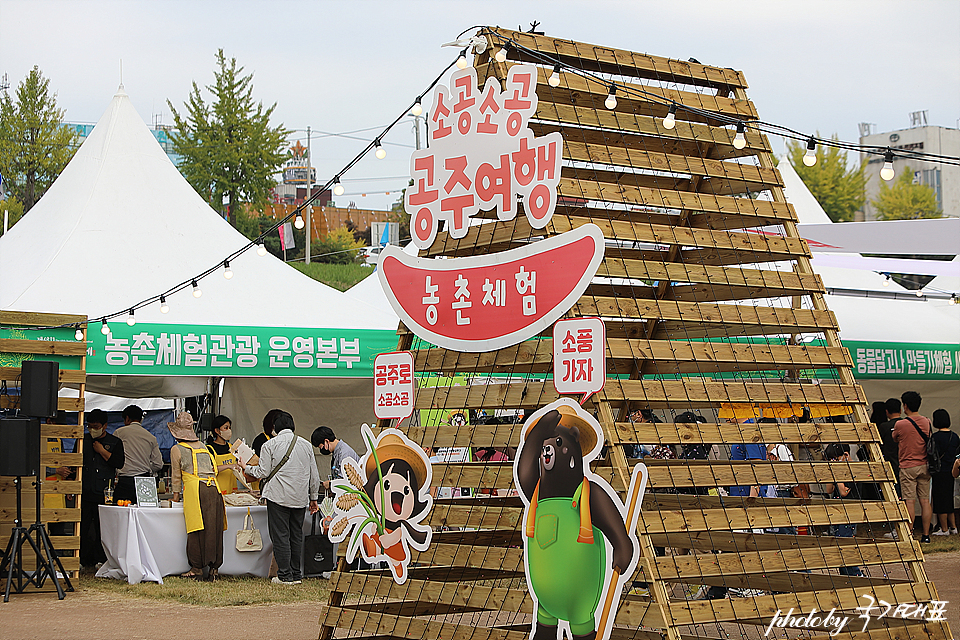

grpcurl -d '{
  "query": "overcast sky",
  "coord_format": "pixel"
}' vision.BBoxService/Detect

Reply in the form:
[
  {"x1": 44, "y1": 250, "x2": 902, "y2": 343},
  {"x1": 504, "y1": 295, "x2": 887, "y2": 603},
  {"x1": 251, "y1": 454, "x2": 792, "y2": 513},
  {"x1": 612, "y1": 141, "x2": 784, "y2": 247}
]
[{"x1": 2, "y1": 0, "x2": 958, "y2": 212}]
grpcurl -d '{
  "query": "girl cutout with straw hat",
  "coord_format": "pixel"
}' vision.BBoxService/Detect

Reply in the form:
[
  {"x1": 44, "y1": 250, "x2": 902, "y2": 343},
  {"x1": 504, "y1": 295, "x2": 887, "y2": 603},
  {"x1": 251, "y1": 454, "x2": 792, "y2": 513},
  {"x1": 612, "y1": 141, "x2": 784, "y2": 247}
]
[{"x1": 328, "y1": 425, "x2": 433, "y2": 584}]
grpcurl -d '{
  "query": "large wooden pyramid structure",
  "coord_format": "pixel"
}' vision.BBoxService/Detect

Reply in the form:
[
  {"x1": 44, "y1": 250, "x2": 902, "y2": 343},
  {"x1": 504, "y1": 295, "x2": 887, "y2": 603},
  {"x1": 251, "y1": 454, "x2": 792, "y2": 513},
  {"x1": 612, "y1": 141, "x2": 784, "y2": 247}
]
[{"x1": 320, "y1": 28, "x2": 949, "y2": 640}]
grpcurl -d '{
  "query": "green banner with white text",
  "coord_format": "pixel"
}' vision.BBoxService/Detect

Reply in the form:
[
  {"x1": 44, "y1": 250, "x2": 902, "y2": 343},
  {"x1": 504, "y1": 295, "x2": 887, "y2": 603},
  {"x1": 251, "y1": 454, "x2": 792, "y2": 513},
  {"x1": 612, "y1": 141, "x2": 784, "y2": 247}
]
[
  {"x1": 87, "y1": 323, "x2": 398, "y2": 378},
  {"x1": 847, "y1": 340, "x2": 959, "y2": 380}
]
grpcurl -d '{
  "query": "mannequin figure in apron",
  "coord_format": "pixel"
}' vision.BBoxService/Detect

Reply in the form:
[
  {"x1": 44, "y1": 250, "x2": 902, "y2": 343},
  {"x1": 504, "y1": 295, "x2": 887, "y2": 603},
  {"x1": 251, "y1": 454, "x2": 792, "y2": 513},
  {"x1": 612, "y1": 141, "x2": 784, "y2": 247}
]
[
  {"x1": 168, "y1": 412, "x2": 227, "y2": 581},
  {"x1": 205, "y1": 415, "x2": 240, "y2": 494}
]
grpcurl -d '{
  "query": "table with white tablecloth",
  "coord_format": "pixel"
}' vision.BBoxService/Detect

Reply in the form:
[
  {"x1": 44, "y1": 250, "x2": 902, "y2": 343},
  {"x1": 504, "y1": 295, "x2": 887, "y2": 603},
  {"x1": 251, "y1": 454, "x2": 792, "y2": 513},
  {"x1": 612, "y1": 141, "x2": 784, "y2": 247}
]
[{"x1": 95, "y1": 503, "x2": 317, "y2": 584}]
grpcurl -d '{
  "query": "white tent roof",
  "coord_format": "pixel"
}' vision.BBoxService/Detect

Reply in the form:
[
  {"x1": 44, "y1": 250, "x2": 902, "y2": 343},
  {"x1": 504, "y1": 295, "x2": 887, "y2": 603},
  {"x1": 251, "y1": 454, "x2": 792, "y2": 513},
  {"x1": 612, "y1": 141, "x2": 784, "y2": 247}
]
[{"x1": 0, "y1": 87, "x2": 397, "y2": 332}]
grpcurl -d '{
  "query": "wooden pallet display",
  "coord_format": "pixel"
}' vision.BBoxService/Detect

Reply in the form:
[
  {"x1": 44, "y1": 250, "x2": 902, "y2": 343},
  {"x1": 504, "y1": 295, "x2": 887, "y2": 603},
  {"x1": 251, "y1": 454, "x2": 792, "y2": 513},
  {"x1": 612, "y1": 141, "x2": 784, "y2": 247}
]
[
  {"x1": 0, "y1": 310, "x2": 87, "y2": 578},
  {"x1": 319, "y1": 28, "x2": 949, "y2": 640}
]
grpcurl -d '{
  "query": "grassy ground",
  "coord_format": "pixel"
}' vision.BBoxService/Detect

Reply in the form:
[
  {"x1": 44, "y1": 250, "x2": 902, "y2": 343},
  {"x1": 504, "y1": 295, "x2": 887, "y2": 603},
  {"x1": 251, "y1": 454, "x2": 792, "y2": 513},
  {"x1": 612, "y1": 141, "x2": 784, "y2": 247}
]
[
  {"x1": 79, "y1": 571, "x2": 329, "y2": 607},
  {"x1": 289, "y1": 261, "x2": 373, "y2": 291}
]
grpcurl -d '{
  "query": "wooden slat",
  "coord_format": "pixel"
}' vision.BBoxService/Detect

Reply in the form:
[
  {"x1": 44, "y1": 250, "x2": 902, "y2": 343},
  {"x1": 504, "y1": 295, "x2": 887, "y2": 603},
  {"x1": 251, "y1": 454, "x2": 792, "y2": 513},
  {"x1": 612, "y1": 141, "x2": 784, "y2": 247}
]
[
  {"x1": 414, "y1": 379, "x2": 865, "y2": 410},
  {"x1": 0, "y1": 311, "x2": 86, "y2": 327},
  {"x1": 0, "y1": 396, "x2": 82, "y2": 411},
  {"x1": 0, "y1": 338, "x2": 87, "y2": 356},
  {"x1": 637, "y1": 500, "x2": 906, "y2": 535},
  {"x1": 657, "y1": 581, "x2": 938, "y2": 626},
  {"x1": 561, "y1": 140, "x2": 783, "y2": 194},
  {"x1": 415, "y1": 338, "x2": 854, "y2": 376},
  {"x1": 330, "y1": 572, "x2": 532, "y2": 615},
  {"x1": 515, "y1": 63, "x2": 758, "y2": 121},
  {"x1": 611, "y1": 421, "x2": 876, "y2": 445},
  {"x1": 41, "y1": 424, "x2": 85, "y2": 439},
  {"x1": 0, "y1": 478, "x2": 83, "y2": 493},
  {"x1": 648, "y1": 540, "x2": 921, "y2": 580},
  {"x1": 562, "y1": 164, "x2": 764, "y2": 200},
  {"x1": 0, "y1": 366, "x2": 86, "y2": 384},
  {"x1": 801, "y1": 623, "x2": 949, "y2": 640},
  {"x1": 0, "y1": 507, "x2": 81, "y2": 523},
  {"x1": 646, "y1": 460, "x2": 893, "y2": 490},
  {"x1": 320, "y1": 605, "x2": 529, "y2": 640},
  {"x1": 531, "y1": 109, "x2": 768, "y2": 160},
  {"x1": 488, "y1": 28, "x2": 749, "y2": 90},
  {"x1": 648, "y1": 530, "x2": 865, "y2": 553},
  {"x1": 40, "y1": 452, "x2": 83, "y2": 467},
  {"x1": 424, "y1": 502, "x2": 522, "y2": 529},
  {"x1": 412, "y1": 542, "x2": 524, "y2": 572},
  {"x1": 558, "y1": 178, "x2": 797, "y2": 228},
  {"x1": 598, "y1": 258, "x2": 823, "y2": 296},
  {"x1": 425, "y1": 214, "x2": 811, "y2": 265},
  {"x1": 572, "y1": 296, "x2": 839, "y2": 331}
]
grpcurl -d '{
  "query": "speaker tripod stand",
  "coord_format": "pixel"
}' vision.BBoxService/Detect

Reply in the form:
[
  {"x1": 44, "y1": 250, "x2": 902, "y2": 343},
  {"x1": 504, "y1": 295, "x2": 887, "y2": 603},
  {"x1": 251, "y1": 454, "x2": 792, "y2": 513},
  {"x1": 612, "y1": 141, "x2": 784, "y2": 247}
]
[{"x1": 0, "y1": 476, "x2": 74, "y2": 602}]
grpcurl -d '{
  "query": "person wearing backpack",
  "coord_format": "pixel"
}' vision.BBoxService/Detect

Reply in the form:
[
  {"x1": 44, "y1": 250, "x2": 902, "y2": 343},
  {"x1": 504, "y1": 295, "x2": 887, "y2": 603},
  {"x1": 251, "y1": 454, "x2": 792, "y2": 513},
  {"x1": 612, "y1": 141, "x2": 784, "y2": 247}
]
[
  {"x1": 930, "y1": 410, "x2": 959, "y2": 536},
  {"x1": 892, "y1": 391, "x2": 934, "y2": 543}
]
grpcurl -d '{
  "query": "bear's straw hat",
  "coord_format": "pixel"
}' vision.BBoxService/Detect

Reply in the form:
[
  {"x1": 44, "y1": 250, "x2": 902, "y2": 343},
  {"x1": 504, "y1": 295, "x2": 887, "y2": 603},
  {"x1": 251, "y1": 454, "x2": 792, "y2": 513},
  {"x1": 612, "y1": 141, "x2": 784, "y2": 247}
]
[
  {"x1": 364, "y1": 433, "x2": 429, "y2": 490},
  {"x1": 524, "y1": 403, "x2": 599, "y2": 456}
]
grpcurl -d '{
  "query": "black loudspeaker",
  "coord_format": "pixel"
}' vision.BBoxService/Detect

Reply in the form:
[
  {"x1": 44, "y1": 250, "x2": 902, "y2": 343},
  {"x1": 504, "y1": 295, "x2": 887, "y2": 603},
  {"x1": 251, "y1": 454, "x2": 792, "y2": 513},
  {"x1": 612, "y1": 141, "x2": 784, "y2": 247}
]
[
  {"x1": 0, "y1": 417, "x2": 41, "y2": 477},
  {"x1": 20, "y1": 360, "x2": 59, "y2": 418}
]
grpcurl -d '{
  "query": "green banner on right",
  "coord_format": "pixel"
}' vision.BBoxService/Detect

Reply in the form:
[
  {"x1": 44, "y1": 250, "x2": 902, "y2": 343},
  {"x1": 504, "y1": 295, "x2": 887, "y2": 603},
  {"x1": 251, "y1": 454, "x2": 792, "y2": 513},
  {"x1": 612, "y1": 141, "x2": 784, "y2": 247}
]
[{"x1": 847, "y1": 340, "x2": 960, "y2": 380}]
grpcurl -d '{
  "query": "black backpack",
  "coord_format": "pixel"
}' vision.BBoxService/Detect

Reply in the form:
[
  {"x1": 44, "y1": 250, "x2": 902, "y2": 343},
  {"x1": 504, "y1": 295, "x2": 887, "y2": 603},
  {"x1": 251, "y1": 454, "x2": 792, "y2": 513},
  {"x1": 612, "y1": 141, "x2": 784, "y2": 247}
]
[{"x1": 906, "y1": 417, "x2": 940, "y2": 474}]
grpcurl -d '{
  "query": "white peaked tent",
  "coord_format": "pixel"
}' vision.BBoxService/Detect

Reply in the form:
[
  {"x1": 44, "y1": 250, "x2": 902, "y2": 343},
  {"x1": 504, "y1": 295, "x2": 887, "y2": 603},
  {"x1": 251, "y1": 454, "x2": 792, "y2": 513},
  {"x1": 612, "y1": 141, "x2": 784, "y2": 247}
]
[{"x1": 0, "y1": 87, "x2": 398, "y2": 445}]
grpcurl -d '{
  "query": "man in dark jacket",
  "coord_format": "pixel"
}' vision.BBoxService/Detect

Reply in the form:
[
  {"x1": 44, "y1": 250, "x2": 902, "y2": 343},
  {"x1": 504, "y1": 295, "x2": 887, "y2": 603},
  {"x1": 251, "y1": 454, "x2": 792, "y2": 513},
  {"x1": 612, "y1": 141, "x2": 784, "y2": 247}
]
[{"x1": 80, "y1": 409, "x2": 125, "y2": 568}]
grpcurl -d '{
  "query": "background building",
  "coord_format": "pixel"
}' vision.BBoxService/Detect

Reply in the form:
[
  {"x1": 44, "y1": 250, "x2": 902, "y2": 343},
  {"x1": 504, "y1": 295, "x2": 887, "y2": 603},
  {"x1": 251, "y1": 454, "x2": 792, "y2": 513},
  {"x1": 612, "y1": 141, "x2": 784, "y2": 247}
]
[{"x1": 860, "y1": 120, "x2": 959, "y2": 220}]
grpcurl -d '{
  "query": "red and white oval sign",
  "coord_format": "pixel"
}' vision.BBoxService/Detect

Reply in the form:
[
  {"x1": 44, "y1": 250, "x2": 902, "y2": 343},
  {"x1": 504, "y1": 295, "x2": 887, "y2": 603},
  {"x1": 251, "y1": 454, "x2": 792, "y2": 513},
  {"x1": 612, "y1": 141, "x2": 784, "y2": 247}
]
[{"x1": 378, "y1": 224, "x2": 604, "y2": 352}]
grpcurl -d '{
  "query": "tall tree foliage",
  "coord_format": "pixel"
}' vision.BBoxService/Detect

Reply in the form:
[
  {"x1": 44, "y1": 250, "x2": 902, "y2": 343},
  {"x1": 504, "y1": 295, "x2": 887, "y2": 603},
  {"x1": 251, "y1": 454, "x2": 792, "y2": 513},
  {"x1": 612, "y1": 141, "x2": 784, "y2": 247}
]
[
  {"x1": 167, "y1": 50, "x2": 289, "y2": 226},
  {"x1": 787, "y1": 135, "x2": 866, "y2": 222},
  {"x1": 0, "y1": 66, "x2": 78, "y2": 213},
  {"x1": 872, "y1": 166, "x2": 942, "y2": 220}
]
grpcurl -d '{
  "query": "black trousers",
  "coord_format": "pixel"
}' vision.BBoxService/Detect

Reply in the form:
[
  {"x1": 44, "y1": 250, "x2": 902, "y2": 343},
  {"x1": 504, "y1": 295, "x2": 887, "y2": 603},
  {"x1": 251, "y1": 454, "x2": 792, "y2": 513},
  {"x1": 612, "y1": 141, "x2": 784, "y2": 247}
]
[
  {"x1": 266, "y1": 501, "x2": 305, "y2": 582},
  {"x1": 114, "y1": 474, "x2": 151, "y2": 504},
  {"x1": 79, "y1": 493, "x2": 106, "y2": 567}
]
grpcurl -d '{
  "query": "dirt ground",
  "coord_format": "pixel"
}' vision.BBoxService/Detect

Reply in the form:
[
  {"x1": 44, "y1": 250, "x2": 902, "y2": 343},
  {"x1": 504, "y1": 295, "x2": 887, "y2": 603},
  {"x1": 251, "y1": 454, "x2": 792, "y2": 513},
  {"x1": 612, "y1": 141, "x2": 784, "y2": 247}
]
[{"x1": 2, "y1": 554, "x2": 959, "y2": 640}]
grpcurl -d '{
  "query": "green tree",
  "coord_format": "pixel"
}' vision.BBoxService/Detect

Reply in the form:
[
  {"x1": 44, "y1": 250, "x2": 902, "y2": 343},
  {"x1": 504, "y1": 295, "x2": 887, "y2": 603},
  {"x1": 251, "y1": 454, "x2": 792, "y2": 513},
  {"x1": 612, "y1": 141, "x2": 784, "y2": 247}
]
[
  {"x1": 167, "y1": 50, "x2": 290, "y2": 226},
  {"x1": 0, "y1": 66, "x2": 79, "y2": 213},
  {"x1": 787, "y1": 135, "x2": 865, "y2": 222},
  {"x1": 871, "y1": 166, "x2": 942, "y2": 220}
]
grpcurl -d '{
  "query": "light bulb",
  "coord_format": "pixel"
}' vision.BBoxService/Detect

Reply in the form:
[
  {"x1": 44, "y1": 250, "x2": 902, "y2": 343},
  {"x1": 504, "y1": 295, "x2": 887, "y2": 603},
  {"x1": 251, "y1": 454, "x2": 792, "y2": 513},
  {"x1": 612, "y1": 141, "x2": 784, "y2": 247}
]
[
  {"x1": 223, "y1": 260, "x2": 233, "y2": 279},
  {"x1": 101, "y1": 319, "x2": 110, "y2": 335},
  {"x1": 333, "y1": 178, "x2": 344, "y2": 196},
  {"x1": 604, "y1": 85, "x2": 617, "y2": 110},
  {"x1": 411, "y1": 99, "x2": 423, "y2": 117},
  {"x1": 663, "y1": 105, "x2": 677, "y2": 130},
  {"x1": 733, "y1": 122, "x2": 747, "y2": 149},
  {"x1": 256, "y1": 243, "x2": 267, "y2": 256},
  {"x1": 495, "y1": 46, "x2": 508, "y2": 63},
  {"x1": 915, "y1": 288, "x2": 924, "y2": 298},
  {"x1": 375, "y1": 142, "x2": 386, "y2": 160},
  {"x1": 75, "y1": 328, "x2": 84, "y2": 341},
  {"x1": 950, "y1": 295, "x2": 958, "y2": 305},
  {"x1": 126, "y1": 309, "x2": 136, "y2": 326},
  {"x1": 192, "y1": 280, "x2": 202, "y2": 298},
  {"x1": 883, "y1": 275, "x2": 891, "y2": 287},
  {"x1": 456, "y1": 49, "x2": 469, "y2": 69},
  {"x1": 803, "y1": 138, "x2": 817, "y2": 166},
  {"x1": 880, "y1": 150, "x2": 895, "y2": 181},
  {"x1": 160, "y1": 295, "x2": 170, "y2": 313},
  {"x1": 548, "y1": 65, "x2": 561, "y2": 87},
  {"x1": 294, "y1": 213, "x2": 304, "y2": 229}
]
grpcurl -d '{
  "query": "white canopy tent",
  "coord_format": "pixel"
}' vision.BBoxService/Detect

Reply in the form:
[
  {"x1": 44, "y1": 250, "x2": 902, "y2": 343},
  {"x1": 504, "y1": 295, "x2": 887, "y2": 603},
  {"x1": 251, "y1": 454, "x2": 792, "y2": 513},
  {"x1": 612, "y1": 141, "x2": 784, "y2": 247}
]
[{"x1": 0, "y1": 87, "x2": 398, "y2": 448}]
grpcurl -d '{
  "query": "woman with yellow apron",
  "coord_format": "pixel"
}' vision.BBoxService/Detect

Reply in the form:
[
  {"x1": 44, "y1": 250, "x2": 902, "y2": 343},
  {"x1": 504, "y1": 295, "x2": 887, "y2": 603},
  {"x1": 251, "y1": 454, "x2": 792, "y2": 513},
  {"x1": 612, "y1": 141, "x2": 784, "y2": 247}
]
[
  {"x1": 168, "y1": 412, "x2": 227, "y2": 581},
  {"x1": 205, "y1": 415, "x2": 239, "y2": 494}
]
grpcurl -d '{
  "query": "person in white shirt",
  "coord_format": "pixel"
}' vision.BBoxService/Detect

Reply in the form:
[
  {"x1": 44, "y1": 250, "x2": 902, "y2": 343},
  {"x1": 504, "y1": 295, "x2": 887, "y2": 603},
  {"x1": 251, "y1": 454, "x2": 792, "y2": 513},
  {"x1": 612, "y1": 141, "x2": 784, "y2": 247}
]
[
  {"x1": 113, "y1": 405, "x2": 163, "y2": 504},
  {"x1": 244, "y1": 411, "x2": 320, "y2": 585}
]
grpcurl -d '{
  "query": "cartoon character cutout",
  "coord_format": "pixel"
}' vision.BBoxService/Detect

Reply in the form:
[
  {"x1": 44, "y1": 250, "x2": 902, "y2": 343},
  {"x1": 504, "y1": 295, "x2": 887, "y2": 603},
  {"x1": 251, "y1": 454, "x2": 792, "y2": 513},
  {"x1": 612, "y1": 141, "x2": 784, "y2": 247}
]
[
  {"x1": 514, "y1": 398, "x2": 647, "y2": 640},
  {"x1": 328, "y1": 424, "x2": 433, "y2": 584}
]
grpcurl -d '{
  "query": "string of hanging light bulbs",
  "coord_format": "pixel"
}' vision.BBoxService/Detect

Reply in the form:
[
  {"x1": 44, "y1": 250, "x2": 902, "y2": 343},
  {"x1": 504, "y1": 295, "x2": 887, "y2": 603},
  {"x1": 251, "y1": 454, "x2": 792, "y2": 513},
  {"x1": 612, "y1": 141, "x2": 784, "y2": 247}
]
[
  {"x1": 488, "y1": 32, "x2": 960, "y2": 182},
  {"x1": 45, "y1": 52, "x2": 462, "y2": 339},
  {"x1": 28, "y1": 29, "x2": 960, "y2": 338}
]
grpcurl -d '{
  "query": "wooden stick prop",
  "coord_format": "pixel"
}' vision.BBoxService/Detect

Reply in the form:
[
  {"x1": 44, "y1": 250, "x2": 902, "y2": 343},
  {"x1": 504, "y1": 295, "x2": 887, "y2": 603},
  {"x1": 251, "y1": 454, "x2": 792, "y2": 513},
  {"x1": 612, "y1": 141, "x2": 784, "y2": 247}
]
[{"x1": 595, "y1": 463, "x2": 648, "y2": 640}]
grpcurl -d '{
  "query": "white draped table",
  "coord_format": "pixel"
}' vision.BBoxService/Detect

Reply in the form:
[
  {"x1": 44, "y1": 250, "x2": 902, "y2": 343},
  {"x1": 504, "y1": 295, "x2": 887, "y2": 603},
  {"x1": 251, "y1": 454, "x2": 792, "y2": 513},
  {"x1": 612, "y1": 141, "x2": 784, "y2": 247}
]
[{"x1": 96, "y1": 503, "x2": 277, "y2": 584}]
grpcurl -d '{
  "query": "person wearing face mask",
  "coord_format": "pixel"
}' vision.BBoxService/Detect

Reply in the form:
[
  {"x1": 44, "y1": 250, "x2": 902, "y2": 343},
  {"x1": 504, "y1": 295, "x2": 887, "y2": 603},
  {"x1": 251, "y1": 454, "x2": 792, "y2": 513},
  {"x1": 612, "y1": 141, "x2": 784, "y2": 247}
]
[
  {"x1": 79, "y1": 409, "x2": 125, "y2": 569},
  {"x1": 311, "y1": 426, "x2": 359, "y2": 493},
  {"x1": 205, "y1": 415, "x2": 242, "y2": 494}
]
